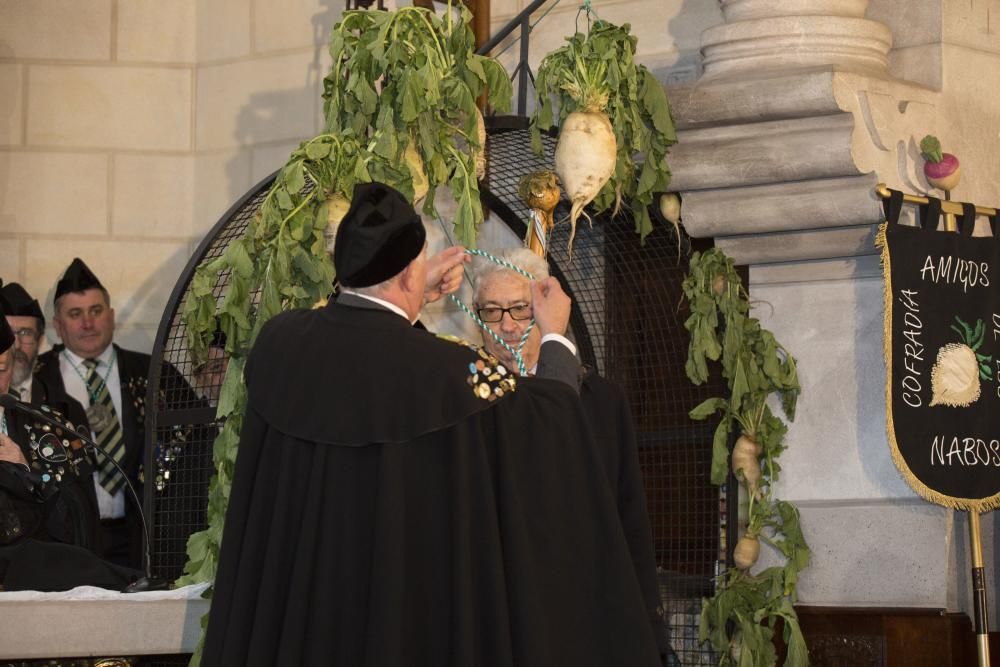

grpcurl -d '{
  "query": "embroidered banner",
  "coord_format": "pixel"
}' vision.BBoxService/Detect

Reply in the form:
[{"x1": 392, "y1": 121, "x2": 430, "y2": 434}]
[{"x1": 879, "y1": 190, "x2": 1000, "y2": 511}]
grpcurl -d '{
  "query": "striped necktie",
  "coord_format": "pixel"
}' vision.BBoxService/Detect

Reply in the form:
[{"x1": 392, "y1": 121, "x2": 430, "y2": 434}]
[{"x1": 84, "y1": 359, "x2": 126, "y2": 494}]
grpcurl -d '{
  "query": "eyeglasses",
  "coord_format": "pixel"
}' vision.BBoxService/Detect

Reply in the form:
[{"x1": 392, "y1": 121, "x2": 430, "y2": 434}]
[
  {"x1": 476, "y1": 304, "x2": 532, "y2": 323},
  {"x1": 13, "y1": 328, "x2": 39, "y2": 341}
]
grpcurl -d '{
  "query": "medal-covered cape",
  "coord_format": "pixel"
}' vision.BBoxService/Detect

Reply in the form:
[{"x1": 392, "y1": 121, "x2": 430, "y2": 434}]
[
  {"x1": 878, "y1": 191, "x2": 1000, "y2": 511},
  {"x1": 202, "y1": 298, "x2": 660, "y2": 666}
]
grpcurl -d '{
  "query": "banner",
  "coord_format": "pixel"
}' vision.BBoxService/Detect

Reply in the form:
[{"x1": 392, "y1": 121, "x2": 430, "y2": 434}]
[{"x1": 879, "y1": 190, "x2": 1000, "y2": 511}]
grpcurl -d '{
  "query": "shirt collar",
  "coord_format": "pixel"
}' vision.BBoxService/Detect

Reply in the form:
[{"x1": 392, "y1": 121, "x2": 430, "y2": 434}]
[
  {"x1": 63, "y1": 343, "x2": 115, "y2": 368},
  {"x1": 340, "y1": 290, "x2": 415, "y2": 324}
]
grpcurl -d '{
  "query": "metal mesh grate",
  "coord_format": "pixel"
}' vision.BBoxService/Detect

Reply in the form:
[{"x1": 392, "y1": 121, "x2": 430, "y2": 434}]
[
  {"x1": 146, "y1": 185, "x2": 272, "y2": 582},
  {"x1": 147, "y1": 117, "x2": 727, "y2": 665}
]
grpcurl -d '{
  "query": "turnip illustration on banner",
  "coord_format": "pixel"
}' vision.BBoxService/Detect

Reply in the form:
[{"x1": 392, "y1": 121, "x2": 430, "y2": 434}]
[{"x1": 878, "y1": 189, "x2": 1000, "y2": 511}]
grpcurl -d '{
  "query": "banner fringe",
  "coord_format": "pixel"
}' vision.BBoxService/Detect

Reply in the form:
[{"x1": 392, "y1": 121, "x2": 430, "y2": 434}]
[{"x1": 878, "y1": 222, "x2": 1000, "y2": 514}]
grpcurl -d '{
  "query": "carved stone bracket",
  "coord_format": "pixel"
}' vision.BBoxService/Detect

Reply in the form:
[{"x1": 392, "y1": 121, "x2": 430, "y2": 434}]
[{"x1": 664, "y1": 0, "x2": 943, "y2": 265}]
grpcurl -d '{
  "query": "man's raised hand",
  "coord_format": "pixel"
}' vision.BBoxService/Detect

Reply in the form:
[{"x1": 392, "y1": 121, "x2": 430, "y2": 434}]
[
  {"x1": 530, "y1": 277, "x2": 571, "y2": 337},
  {"x1": 425, "y1": 246, "x2": 470, "y2": 304}
]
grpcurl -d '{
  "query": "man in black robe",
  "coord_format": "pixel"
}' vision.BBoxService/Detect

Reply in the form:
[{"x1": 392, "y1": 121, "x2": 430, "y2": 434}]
[
  {"x1": 472, "y1": 247, "x2": 677, "y2": 665},
  {"x1": 202, "y1": 182, "x2": 660, "y2": 666}
]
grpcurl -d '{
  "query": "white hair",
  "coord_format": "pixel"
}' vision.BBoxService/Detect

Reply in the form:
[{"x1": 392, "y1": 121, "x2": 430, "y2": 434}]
[{"x1": 471, "y1": 247, "x2": 550, "y2": 303}]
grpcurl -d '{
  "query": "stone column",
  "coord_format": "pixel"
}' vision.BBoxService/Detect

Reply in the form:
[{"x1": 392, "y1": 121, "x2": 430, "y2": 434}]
[
  {"x1": 666, "y1": 0, "x2": 937, "y2": 265},
  {"x1": 663, "y1": 0, "x2": 1000, "y2": 624},
  {"x1": 703, "y1": 0, "x2": 892, "y2": 78}
]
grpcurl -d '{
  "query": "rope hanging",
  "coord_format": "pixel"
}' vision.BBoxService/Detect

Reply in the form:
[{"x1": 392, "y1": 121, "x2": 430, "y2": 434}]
[{"x1": 448, "y1": 248, "x2": 536, "y2": 376}]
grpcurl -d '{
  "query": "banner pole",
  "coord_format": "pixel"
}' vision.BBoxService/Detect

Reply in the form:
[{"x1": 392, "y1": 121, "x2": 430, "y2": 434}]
[{"x1": 969, "y1": 511, "x2": 992, "y2": 666}]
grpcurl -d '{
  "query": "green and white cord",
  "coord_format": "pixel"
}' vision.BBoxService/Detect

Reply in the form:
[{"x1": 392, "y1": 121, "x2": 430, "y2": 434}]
[{"x1": 449, "y1": 248, "x2": 535, "y2": 376}]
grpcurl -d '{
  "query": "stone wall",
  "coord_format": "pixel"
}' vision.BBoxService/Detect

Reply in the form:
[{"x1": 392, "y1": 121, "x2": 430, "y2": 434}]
[
  {"x1": 0, "y1": 0, "x2": 346, "y2": 352},
  {"x1": 0, "y1": 0, "x2": 696, "y2": 353}
]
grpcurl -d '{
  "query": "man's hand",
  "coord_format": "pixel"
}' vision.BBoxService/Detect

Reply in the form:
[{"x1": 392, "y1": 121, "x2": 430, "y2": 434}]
[
  {"x1": 531, "y1": 276, "x2": 571, "y2": 336},
  {"x1": 0, "y1": 434, "x2": 28, "y2": 467},
  {"x1": 424, "y1": 246, "x2": 470, "y2": 304}
]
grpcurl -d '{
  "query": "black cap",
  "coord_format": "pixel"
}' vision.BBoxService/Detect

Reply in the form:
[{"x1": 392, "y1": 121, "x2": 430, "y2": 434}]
[
  {"x1": 0, "y1": 300, "x2": 13, "y2": 354},
  {"x1": 0, "y1": 282, "x2": 45, "y2": 330},
  {"x1": 333, "y1": 182, "x2": 426, "y2": 288},
  {"x1": 55, "y1": 258, "x2": 104, "y2": 301}
]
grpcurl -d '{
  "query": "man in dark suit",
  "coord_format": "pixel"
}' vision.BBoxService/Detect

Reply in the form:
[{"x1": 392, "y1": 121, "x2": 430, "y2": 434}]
[
  {"x1": 34, "y1": 259, "x2": 152, "y2": 568},
  {"x1": 472, "y1": 247, "x2": 678, "y2": 666}
]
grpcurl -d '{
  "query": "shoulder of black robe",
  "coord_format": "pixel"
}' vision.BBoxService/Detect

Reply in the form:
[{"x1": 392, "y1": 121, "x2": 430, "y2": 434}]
[
  {"x1": 203, "y1": 303, "x2": 661, "y2": 667},
  {"x1": 245, "y1": 300, "x2": 521, "y2": 445},
  {"x1": 580, "y1": 368, "x2": 673, "y2": 659}
]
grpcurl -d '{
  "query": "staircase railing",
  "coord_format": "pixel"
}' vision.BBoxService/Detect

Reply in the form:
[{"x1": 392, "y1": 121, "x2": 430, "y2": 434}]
[{"x1": 476, "y1": 0, "x2": 550, "y2": 116}]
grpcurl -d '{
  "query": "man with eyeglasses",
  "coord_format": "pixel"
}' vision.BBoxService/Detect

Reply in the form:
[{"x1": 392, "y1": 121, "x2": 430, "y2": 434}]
[
  {"x1": 0, "y1": 297, "x2": 100, "y2": 557},
  {"x1": 1, "y1": 283, "x2": 87, "y2": 427},
  {"x1": 472, "y1": 247, "x2": 679, "y2": 667}
]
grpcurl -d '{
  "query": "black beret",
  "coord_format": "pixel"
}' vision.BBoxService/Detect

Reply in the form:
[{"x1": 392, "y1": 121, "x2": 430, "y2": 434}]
[
  {"x1": 55, "y1": 257, "x2": 104, "y2": 301},
  {"x1": 0, "y1": 299, "x2": 13, "y2": 354},
  {"x1": 333, "y1": 182, "x2": 426, "y2": 288},
  {"x1": 0, "y1": 282, "x2": 45, "y2": 330}
]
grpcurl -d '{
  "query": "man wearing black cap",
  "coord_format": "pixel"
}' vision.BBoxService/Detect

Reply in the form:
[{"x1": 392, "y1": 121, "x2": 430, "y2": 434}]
[
  {"x1": 1, "y1": 282, "x2": 89, "y2": 426},
  {"x1": 0, "y1": 299, "x2": 99, "y2": 555},
  {"x1": 34, "y1": 259, "x2": 154, "y2": 568},
  {"x1": 202, "y1": 182, "x2": 661, "y2": 666}
]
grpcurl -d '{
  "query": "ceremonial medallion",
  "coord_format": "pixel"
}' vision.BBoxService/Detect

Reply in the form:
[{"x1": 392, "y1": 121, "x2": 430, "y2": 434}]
[{"x1": 87, "y1": 402, "x2": 113, "y2": 433}]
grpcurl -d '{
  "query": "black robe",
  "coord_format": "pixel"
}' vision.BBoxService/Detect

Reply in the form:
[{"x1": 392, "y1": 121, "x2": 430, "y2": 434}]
[
  {"x1": 0, "y1": 402, "x2": 139, "y2": 591},
  {"x1": 202, "y1": 298, "x2": 660, "y2": 666},
  {"x1": 580, "y1": 368, "x2": 675, "y2": 661},
  {"x1": 0, "y1": 399, "x2": 99, "y2": 553}
]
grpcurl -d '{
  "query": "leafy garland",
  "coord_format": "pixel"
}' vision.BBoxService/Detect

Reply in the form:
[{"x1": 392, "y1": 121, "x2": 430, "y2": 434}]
[
  {"x1": 323, "y1": 4, "x2": 511, "y2": 246},
  {"x1": 529, "y1": 19, "x2": 676, "y2": 241},
  {"x1": 175, "y1": 8, "x2": 512, "y2": 660},
  {"x1": 683, "y1": 248, "x2": 810, "y2": 666}
]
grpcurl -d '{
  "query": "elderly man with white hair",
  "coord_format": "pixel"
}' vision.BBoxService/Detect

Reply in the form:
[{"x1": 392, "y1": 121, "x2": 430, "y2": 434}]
[{"x1": 472, "y1": 246, "x2": 676, "y2": 665}]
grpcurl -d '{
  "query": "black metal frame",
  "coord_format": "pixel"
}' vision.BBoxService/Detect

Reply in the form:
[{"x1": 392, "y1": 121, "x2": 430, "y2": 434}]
[{"x1": 143, "y1": 170, "x2": 279, "y2": 551}]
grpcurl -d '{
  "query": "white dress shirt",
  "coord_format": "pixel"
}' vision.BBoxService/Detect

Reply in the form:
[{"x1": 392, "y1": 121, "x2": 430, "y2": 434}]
[{"x1": 59, "y1": 345, "x2": 126, "y2": 519}]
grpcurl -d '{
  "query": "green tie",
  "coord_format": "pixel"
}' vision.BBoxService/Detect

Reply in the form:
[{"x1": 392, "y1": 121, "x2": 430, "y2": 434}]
[{"x1": 84, "y1": 359, "x2": 126, "y2": 495}]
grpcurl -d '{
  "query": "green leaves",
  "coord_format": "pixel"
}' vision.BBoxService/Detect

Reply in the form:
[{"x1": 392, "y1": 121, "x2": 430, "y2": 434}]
[
  {"x1": 684, "y1": 248, "x2": 810, "y2": 666},
  {"x1": 179, "y1": 5, "x2": 513, "y2": 610},
  {"x1": 529, "y1": 20, "x2": 676, "y2": 242},
  {"x1": 321, "y1": 5, "x2": 511, "y2": 246}
]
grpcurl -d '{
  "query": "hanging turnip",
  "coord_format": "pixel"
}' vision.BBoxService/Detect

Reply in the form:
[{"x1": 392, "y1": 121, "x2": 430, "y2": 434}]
[
  {"x1": 531, "y1": 19, "x2": 676, "y2": 249},
  {"x1": 733, "y1": 534, "x2": 760, "y2": 570},
  {"x1": 732, "y1": 434, "x2": 763, "y2": 496},
  {"x1": 929, "y1": 316, "x2": 993, "y2": 407},
  {"x1": 920, "y1": 135, "x2": 961, "y2": 191}
]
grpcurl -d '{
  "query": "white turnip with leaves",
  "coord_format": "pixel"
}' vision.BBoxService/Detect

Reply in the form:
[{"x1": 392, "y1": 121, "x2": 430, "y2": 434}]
[
  {"x1": 531, "y1": 20, "x2": 676, "y2": 250},
  {"x1": 930, "y1": 316, "x2": 992, "y2": 407}
]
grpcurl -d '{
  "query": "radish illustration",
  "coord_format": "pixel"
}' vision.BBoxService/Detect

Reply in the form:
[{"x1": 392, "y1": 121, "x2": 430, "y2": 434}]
[{"x1": 920, "y1": 135, "x2": 961, "y2": 191}]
